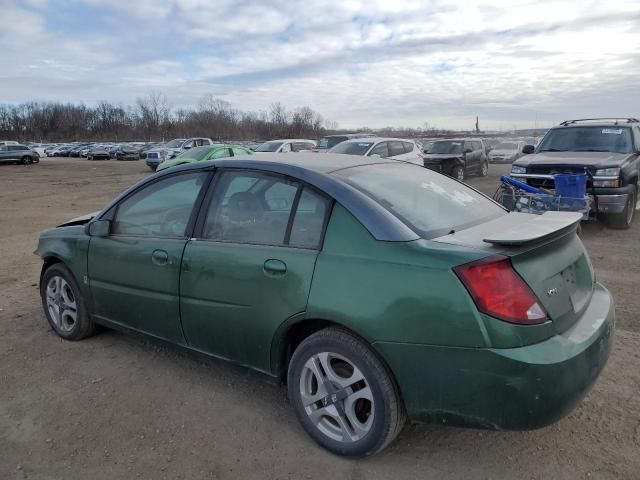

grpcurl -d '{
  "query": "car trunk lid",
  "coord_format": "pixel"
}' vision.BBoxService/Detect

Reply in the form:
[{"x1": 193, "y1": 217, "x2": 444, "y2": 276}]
[{"x1": 433, "y1": 212, "x2": 594, "y2": 333}]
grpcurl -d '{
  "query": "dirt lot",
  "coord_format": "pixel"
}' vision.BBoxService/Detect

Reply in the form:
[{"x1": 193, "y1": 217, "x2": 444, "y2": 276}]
[{"x1": 1, "y1": 158, "x2": 639, "y2": 480}]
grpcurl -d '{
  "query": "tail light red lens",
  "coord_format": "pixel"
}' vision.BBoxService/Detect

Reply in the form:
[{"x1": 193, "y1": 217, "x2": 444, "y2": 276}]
[{"x1": 454, "y1": 255, "x2": 548, "y2": 325}]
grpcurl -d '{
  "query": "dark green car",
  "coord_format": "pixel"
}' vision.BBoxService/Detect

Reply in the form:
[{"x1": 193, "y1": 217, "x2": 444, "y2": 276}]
[
  {"x1": 156, "y1": 144, "x2": 253, "y2": 171},
  {"x1": 36, "y1": 154, "x2": 614, "y2": 457}
]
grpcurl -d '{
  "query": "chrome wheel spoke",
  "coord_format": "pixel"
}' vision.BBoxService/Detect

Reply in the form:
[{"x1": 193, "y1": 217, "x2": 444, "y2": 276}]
[
  {"x1": 45, "y1": 275, "x2": 77, "y2": 332},
  {"x1": 299, "y1": 351, "x2": 374, "y2": 444}
]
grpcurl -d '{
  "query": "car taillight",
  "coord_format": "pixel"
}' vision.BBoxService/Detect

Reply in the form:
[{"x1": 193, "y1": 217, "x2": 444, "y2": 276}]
[
  {"x1": 454, "y1": 255, "x2": 547, "y2": 325},
  {"x1": 417, "y1": 150, "x2": 426, "y2": 158}
]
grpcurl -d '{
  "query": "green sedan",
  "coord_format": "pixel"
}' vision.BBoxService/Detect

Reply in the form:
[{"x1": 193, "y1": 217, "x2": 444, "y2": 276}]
[
  {"x1": 36, "y1": 153, "x2": 614, "y2": 457},
  {"x1": 156, "y1": 144, "x2": 253, "y2": 171}
]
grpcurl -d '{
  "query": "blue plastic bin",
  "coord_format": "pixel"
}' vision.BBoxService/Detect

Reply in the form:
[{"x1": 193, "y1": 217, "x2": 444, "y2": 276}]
[{"x1": 554, "y1": 173, "x2": 587, "y2": 198}]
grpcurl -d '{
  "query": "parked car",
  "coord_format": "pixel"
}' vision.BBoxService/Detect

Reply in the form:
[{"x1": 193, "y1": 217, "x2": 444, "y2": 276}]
[
  {"x1": 313, "y1": 133, "x2": 375, "y2": 152},
  {"x1": 112, "y1": 145, "x2": 141, "y2": 161},
  {"x1": 156, "y1": 144, "x2": 253, "y2": 171},
  {"x1": 145, "y1": 138, "x2": 214, "y2": 171},
  {"x1": 35, "y1": 153, "x2": 614, "y2": 457},
  {"x1": 0, "y1": 144, "x2": 40, "y2": 164},
  {"x1": 87, "y1": 146, "x2": 111, "y2": 161},
  {"x1": 328, "y1": 137, "x2": 424, "y2": 165},
  {"x1": 511, "y1": 117, "x2": 640, "y2": 229},
  {"x1": 0, "y1": 140, "x2": 19, "y2": 146},
  {"x1": 69, "y1": 144, "x2": 90, "y2": 157},
  {"x1": 423, "y1": 138, "x2": 489, "y2": 181},
  {"x1": 488, "y1": 141, "x2": 525, "y2": 163},
  {"x1": 254, "y1": 139, "x2": 317, "y2": 154}
]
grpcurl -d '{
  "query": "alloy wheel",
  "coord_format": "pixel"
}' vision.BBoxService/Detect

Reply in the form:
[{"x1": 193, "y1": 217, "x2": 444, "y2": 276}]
[
  {"x1": 45, "y1": 275, "x2": 77, "y2": 332},
  {"x1": 299, "y1": 351, "x2": 374, "y2": 443}
]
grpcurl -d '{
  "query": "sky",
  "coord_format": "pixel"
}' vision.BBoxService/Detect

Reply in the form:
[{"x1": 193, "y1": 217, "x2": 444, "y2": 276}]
[{"x1": 1, "y1": 0, "x2": 640, "y2": 130}]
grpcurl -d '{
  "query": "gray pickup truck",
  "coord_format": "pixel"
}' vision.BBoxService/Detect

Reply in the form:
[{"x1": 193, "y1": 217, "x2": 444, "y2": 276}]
[{"x1": 510, "y1": 118, "x2": 640, "y2": 229}]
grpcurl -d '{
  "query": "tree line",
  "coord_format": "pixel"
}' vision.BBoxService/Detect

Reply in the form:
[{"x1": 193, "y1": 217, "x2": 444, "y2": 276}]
[{"x1": 0, "y1": 93, "x2": 331, "y2": 143}]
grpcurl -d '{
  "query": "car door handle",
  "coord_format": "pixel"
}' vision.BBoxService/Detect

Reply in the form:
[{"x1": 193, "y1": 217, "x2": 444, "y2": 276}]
[
  {"x1": 264, "y1": 259, "x2": 287, "y2": 275},
  {"x1": 151, "y1": 249, "x2": 169, "y2": 266}
]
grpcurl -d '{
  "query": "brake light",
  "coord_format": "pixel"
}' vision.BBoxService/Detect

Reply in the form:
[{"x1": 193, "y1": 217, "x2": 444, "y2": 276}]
[
  {"x1": 454, "y1": 255, "x2": 548, "y2": 325},
  {"x1": 417, "y1": 150, "x2": 426, "y2": 158}
]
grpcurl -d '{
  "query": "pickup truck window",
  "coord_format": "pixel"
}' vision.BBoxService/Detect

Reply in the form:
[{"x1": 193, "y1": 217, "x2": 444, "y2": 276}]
[{"x1": 538, "y1": 126, "x2": 633, "y2": 154}]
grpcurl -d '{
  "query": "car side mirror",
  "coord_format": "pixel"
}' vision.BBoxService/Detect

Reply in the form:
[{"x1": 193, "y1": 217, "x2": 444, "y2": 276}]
[
  {"x1": 464, "y1": 148, "x2": 473, "y2": 154},
  {"x1": 522, "y1": 145, "x2": 535, "y2": 154},
  {"x1": 86, "y1": 219, "x2": 110, "y2": 237}
]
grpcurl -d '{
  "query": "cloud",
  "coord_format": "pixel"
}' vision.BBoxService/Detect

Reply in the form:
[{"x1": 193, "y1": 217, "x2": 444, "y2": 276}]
[{"x1": 0, "y1": 0, "x2": 639, "y2": 129}]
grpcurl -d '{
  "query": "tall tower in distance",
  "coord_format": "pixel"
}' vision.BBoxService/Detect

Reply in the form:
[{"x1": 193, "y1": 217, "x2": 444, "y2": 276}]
[{"x1": 475, "y1": 116, "x2": 480, "y2": 133}]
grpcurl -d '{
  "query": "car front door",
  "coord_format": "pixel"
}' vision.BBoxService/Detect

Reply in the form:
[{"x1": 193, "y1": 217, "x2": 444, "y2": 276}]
[
  {"x1": 87, "y1": 171, "x2": 210, "y2": 343},
  {"x1": 180, "y1": 169, "x2": 331, "y2": 371},
  {"x1": 463, "y1": 141, "x2": 478, "y2": 171}
]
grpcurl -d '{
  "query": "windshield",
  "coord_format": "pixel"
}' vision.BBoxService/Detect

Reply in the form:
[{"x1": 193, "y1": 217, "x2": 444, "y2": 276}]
[
  {"x1": 538, "y1": 126, "x2": 633, "y2": 154},
  {"x1": 256, "y1": 141, "x2": 283, "y2": 152},
  {"x1": 165, "y1": 139, "x2": 186, "y2": 148},
  {"x1": 334, "y1": 163, "x2": 505, "y2": 238},
  {"x1": 317, "y1": 137, "x2": 347, "y2": 149},
  {"x1": 495, "y1": 142, "x2": 517, "y2": 150},
  {"x1": 176, "y1": 146, "x2": 215, "y2": 161},
  {"x1": 426, "y1": 141, "x2": 463, "y2": 155},
  {"x1": 329, "y1": 141, "x2": 374, "y2": 155}
]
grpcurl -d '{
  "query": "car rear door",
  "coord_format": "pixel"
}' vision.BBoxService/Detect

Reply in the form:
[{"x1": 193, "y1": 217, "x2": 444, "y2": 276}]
[
  {"x1": 87, "y1": 171, "x2": 210, "y2": 343},
  {"x1": 179, "y1": 169, "x2": 332, "y2": 372}
]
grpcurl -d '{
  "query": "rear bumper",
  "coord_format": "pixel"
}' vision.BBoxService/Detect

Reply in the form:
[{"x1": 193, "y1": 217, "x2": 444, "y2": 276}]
[{"x1": 374, "y1": 282, "x2": 615, "y2": 430}]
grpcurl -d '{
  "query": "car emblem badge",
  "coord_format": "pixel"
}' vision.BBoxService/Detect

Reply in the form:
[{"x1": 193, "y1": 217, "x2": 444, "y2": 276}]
[{"x1": 547, "y1": 288, "x2": 559, "y2": 297}]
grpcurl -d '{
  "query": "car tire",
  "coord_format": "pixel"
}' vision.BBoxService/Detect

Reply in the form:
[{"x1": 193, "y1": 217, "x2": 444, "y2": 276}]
[
  {"x1": 287, "y1": 327, "x2": 406, "y2": 457},
  {"x1": 606, "y1": 183, "x2": 637, "y2": 229},
  {"x1": 148, "y1": 165, "x2": 157, "y2": 172},
  {"x1": 40, "y1": 263, "x2": 99, "y2": 341},
  {"x1": 480, "y1": 160, "x2": 489, "y2": 177},
  {"x1": 21, "y1": 156, "x2": 32, "y2": 165},
  {"x1": 451, "y1": 165, "x2": 465, "y2": 182}
]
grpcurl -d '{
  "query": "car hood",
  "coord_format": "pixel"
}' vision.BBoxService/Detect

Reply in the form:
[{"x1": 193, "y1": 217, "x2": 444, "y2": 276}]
[
  {"x1": 514, "y1": 151, "x2": 629, "y2": 168},
  {"x1": 57, "y1": 211, "x2": 99, "y2": 227}
]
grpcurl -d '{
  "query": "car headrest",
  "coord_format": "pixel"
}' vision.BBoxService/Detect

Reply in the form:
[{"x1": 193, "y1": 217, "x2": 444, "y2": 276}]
[{"x1": 226, "y1": 192, "x2": 264, "y2": 222}]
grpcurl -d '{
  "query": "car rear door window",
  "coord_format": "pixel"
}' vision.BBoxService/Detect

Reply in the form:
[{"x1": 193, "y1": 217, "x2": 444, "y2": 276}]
[
  {"x1": 388, "y1": 142, "x2": 406, "y2": 157},
  {"x1": 289, "y1": 188, "x2": 330, "y2": 249},
  {"x1": 202, "y1": 171, "x2": 298, "y2": 245},
  {"x1": 369, "y1": 142, "x2": 389, "y2": 157},
  {"x1": 231, "y1": 147, "x2": 249, "y2": 156},
  {"x1": 402, "y1": 142, "x2": 415, "y2": 154},
  {"x1": 112, "y1": 172, "x2": 208, "y2": 238}
]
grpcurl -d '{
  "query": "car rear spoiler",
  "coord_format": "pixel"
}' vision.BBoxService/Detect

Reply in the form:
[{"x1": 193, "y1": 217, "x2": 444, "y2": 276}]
[{"x1": 482, "y1": 212, "x2": 583, "y2": 246}]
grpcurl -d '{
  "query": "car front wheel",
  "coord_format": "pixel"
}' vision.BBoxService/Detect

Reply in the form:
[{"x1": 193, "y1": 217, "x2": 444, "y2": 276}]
[
  {"x1": 287, "y1": 328, "x2": 406, "y2": 457},
  {"x1": 40, "y1": 263, "x2": 99, "y2": 341},
  {"x1": 450, "y1": 164, "x2": 465, "y2": 182},
  {"x1": 21, "y1": 156, "x2": 32, "y2": 165}
]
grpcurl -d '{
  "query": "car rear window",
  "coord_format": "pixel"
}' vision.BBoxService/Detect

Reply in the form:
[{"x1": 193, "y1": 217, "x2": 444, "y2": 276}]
[
  {"x1": 329, "y1": 142, "x2": 374, "y2": 156},
  {"x1": 317, "y1": 137, "x2": 347, "y2": 149},
  {"x1": 334, "y1": 163, "x2": 505, "y2": 238}
]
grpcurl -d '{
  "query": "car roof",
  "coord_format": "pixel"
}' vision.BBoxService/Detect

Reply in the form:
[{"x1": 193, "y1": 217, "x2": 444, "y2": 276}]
[
  {"x1": 341, "y1": 137, "x2": 415, "y2": 143},
  {"x1": 99, "y1": 153, "x2": 419, "y2": 243}
]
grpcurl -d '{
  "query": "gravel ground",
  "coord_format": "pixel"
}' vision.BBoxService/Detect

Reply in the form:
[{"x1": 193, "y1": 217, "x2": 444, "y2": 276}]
[{"x1": 1, "y1": 158, "x2": 639, "y2": 479}]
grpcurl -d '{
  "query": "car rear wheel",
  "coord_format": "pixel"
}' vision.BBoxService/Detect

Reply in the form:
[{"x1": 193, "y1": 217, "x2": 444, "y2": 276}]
[
  {"x1": 606, "y1": 183, "x2": 637, "y2": 229},
  {"x1": 40, "y1": 263, "x2": 99, "y2": 341},
  {"x1": 287, "y1": 328, "x2": 406, "y2": 457}
]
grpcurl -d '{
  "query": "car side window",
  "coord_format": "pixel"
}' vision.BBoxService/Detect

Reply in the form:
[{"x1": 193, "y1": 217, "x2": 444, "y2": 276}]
[
  {"x1": 112, "y1": 172, "x2": 208, "y2": 238},
  {"x1": 289, "y1": 188, "x2": 330, "y2": 249},
  {"x1": 402, "y1": 142, "x2": 414, "y2": 154},
  {"x1": 369, "y1": 142, "x2": 389, "y2": 157},
  {"x1": 0, "y1": 146, "x2": 6, "y2": 152},
  {"x1": 388, "y1": 142, "x2": 406, "y2": 157},
  {"x1": 211, "y1": 148, "x2": 231, "y2": 159},
  {"x1": 231, "y1": 147, "x2": 248, "y2": 156},
  {"x1": 291, "y1": 142, "x2": 312, "y2": 152},
  {"x1": 202, "y1": 171, "x2": 298, "y2": 245}
]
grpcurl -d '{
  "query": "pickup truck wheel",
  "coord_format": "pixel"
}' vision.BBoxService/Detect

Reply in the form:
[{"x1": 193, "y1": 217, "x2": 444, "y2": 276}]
[
  {"x1": 606, "y1": 184, "x2": 637, "y2": 229},
  {"x1": 480, "y1": 161, "x2": 489, "y2": 177}
]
